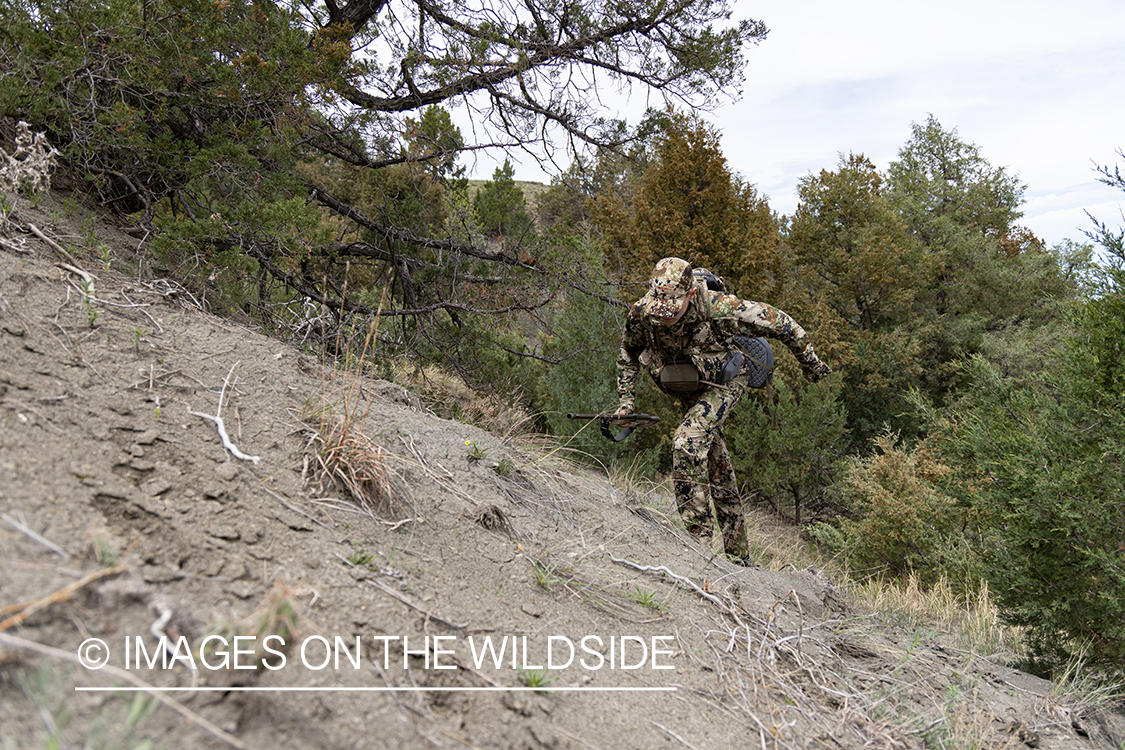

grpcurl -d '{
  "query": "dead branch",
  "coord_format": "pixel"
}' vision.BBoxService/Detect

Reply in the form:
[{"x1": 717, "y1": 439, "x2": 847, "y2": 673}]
[
  {"x1": 608, "y1": 554, "x2": 728, "y2": 610},
  {"x1": 260, "y1": 486, "x2": 334, "y2": 532},
  {"x1": 396, "y1": 435, "x2": 481, "y2": 509},
  {"x1": 364, "y1": 572, "x2": 468, "y2": 631},
  {"x1": 0, "y1": 565, "x2": 126, "y2": 632},
  {"x1": 188, "y1": 361, "x2": 260, "y2": 464},
  {"x1": 1, "y1": 512, "x2": 70, "y2": 558},
  {"x1": 27, "y1": 223, "x2": 80, "y2": 267},
  {"x1": 652, "y1": 721, "x2": 705, "y2": 750},
  {"x1": 188, "y1": 410, "x2": 260, "y2": 464}
]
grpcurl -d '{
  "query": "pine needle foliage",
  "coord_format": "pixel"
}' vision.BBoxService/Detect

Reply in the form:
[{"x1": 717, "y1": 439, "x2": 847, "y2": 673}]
[{"x1": 814, "y1": 430, "x2": 984, "y2": 590}]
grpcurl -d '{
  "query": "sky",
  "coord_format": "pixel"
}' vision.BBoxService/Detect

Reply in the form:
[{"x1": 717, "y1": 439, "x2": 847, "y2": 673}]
[{"x1": 489, "y1": 0, "x2": 1125, "y2": 249}]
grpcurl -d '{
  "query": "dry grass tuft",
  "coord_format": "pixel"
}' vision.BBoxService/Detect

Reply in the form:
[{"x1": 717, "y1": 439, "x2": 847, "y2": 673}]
[
  {"x1": 301, "y1": 314, "x2": 403, "y2": 517},
  {"x1": 201, "y1": 580, "x2": 304, "y2": 669},
  {"x1": 737, "y1": 505, "x2": 1024, "y2": 663},
  {"x1": 846, "y1": 573, "x2": 1024, "y2": 661},
  {"x1": 302, "y1": 400, "x2": 400, "y2": 516},
  {"x1": 607, "y1": 452, "x2": 663, "y2": 501},
  {"x1": 924, "y1": 700, "x2": 1022, "y2": 750},
  {"x1": 742, "y1": 506, "x2": 840, "y2": 573},
  {"x1": 1047, "y1": 648, "x2": 1125, "y2": 713}
]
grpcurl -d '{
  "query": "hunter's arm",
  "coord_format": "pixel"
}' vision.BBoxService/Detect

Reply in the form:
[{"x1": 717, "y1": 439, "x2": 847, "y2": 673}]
[
  {"x1": 713, "y1": 293, "x2": 831, "y2": 382},
  {"x1": 615, "y1": 305, "x2": 648, "y2": 411}
]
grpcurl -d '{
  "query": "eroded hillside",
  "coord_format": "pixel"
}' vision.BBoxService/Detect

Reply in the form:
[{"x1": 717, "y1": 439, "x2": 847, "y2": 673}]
[{"x1": 1, "y1": 188, "x2": 1123, "y2": 750}]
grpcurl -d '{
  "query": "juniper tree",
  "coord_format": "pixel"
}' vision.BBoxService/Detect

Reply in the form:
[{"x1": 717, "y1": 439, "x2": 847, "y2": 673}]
[
  {"x1": 887, "y1": 116, "x2": 1078, "y2": 409},
  {"x1": 474, "y1": 160, "x2": 534, "y2": 240},
  {"x1": 931, "y1": 157, "x2": 1125, "y2": 672},
  {"x1": 787, "y1": 153, "x2": 929, "y2": 447},
  {"x1": 592, "y1": 110, "x2": 784, "y2": 303}
]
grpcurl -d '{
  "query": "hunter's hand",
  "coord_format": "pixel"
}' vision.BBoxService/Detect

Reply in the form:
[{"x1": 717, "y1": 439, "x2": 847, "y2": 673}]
[{"x1": 804, "y1": 359, "x2": 831, "y2": 383}]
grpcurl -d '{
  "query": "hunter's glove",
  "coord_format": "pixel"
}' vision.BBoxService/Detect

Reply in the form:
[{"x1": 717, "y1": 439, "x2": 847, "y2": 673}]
[{"x1": 804, "y1": 358, "x2": 831, "y2": 383}]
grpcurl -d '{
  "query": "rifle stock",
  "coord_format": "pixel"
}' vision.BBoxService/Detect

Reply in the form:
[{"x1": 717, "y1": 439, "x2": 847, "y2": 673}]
[{"x1": 565, "y1": 413, "x2": 660, "y2": 442}]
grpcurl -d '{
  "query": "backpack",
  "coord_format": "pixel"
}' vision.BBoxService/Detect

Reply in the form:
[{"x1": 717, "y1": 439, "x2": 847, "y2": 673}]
[{"x1": 691, "y1": 268, "x2": 774, "y2": 389}]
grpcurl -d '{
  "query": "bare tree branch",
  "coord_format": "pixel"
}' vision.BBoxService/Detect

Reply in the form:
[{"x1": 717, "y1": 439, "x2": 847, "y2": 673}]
[{"x1": 307, "y1": 184, "x2": 544, "y2": 272}]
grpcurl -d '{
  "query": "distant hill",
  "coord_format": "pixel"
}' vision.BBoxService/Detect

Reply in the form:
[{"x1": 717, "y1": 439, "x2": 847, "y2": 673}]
[{"x1": 466, "y1": 178, "x2": 551, "y2": 225}]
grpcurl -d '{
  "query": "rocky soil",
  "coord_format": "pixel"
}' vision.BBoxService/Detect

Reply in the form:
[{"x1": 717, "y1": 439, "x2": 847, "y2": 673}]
[{"x1": 1, "y1": 186, "x2": 1124, "y2": 750}]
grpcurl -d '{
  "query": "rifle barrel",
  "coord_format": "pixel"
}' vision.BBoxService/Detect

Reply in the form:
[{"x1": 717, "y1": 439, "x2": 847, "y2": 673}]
[{"x1": 565, "y1": 413, "x2": 659, "y2": 422}]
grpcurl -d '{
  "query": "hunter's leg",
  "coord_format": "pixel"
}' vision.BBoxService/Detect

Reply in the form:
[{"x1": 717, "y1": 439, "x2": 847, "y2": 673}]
[
  {"x1": 671, "y1": 410, "x2": 717, "y2": 546},
  {"x1": 709, "y1": 433, "x2": 748, "y2": 559},
  {"x1": 672, "y1": 375, "x2": 748, "y2": 555}
]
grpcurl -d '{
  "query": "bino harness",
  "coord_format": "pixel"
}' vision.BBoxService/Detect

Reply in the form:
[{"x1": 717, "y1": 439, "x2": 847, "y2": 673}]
[
  {"x1": 658, "y1": 338, "x2": 773, "y2": 392},
  {"x1": 654, "y1": 290, "x2": 774, "y2": 393}
]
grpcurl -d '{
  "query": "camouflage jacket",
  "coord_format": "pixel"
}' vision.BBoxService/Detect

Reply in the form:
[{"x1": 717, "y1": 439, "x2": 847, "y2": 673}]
[{"x1": 616, "y1": 285, "x2": 828, "y2": 410}]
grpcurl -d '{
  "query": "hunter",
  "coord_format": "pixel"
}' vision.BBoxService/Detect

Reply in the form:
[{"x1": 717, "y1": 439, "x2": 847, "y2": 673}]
[{"x1": 615, "y1": 257, "x2": 831, "y2": 558}]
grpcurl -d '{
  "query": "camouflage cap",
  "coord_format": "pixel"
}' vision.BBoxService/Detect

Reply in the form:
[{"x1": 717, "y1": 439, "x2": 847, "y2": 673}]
[{"x1": 647, "y1": 257, "x2": 694, "y2": 319}]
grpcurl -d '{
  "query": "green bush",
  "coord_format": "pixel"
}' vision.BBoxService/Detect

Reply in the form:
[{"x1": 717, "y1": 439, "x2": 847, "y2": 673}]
[
  {"x1": 813, "y1": 430, "x2": 983, "y2": 589},
  {"x1": 934, "y1": 353, "x2": 1125, "y2": 671},
  {"x1": 539, "y1": 284, "x2": 651, "y2": 467},
  {"x1": 930, "y1": 174, "x2": 1125, "y2": 670},
  {"x1": 474, "y1": 159, "x2": 535, "y2": 239}
]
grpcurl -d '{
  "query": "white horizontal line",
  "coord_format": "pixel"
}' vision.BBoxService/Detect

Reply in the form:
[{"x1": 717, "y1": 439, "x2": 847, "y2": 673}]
[{"x1": 75, "y1": 686, "x2": 675, "y2": 693}]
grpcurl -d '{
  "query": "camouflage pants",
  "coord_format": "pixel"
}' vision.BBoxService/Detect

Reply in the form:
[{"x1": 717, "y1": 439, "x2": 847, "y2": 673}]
[{"x1": 671, "y1": 373, "x2": 750, "y2": 558}]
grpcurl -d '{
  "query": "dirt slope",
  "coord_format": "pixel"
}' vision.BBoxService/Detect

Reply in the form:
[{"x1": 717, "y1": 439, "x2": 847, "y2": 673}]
[{"x1": 1, "y1": 188, "x2": 1123, "y2": 750}]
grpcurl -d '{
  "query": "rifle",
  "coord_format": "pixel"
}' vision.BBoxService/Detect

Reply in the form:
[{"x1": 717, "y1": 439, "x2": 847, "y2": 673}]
[{"x1": 566, "y1": 413, "x2": 661, "y2": 443}]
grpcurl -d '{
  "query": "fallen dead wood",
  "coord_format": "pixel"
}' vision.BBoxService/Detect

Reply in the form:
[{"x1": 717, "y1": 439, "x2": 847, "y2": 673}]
[
  {"x1": 609, "y1": 554, "x2": 729, "y2": 610},
  {"x1": 0, "y1": 565, "x2": 126, "y2": 632},
  {"x1": 1, "y1": 512, "x2": 70, "y2": 558},
  {"x1": 188, "y1": 409, "x2": 260, "y2": 464},
  {"x1": 188, "y1": 361, "x2": 260, "y2": 464}
]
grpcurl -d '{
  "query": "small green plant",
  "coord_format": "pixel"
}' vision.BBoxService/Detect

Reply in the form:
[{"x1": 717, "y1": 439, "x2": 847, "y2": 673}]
[
  {"x1": 81, "y1": 212, "x2": 98, "y2": 246},
  {"x1": 530, "y1": 558, "x2": 563, "y2": 591},
  {"x1": 517, "y1": 666, "x2": 557, "y2": 690},
  {"x1": 465, "y1": 439, "x2": 489, "y2": 462},
  {"x1": 254, "y1": 583, "x2": 299, "y2": 649},
  {"x1": 99, "y1": 243, "x2": 112, "y2": 271},
  {"x1": 495, "y1": 455, "x2": 516, "y2": 476},
  {"x1": 91, "y1": 535, "x2": 119, "y2": 567},
  {"x1": 132, "y1": 325, "x2": 145, "y2": 351},
  {"x1": 346, "y1": 544, "x2": 376, "y2": 568},
  {"x1": 629, "y1": 586, "x2": 662, "y2": 611},
  {"x1": 82, "y1": 280, "x2": 99, "y2": 327},
  {"x1": 18, "y1": 664, "x2": 159, "y2": 750}
]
